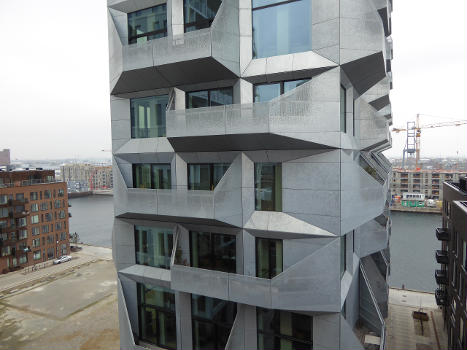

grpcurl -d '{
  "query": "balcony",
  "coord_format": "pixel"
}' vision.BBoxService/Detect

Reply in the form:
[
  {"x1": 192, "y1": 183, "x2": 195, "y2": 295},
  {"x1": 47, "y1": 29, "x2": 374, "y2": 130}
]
[
  {"x1": 435, "y1": 270, "x2": 448, "y2": 285},
  {"x1": 435, "y1": 288, "x2": 447, "y2": 306},
  {"x1": 109, "y1": 0, "x2": 239, "y2": 95},
  {"x1": 13, "y1": 211, "x2": 29, "y2": 219},
  {"x1": 435, "y1": 228, "x2": 449, "y2": 241},
  {"x1": 435, "y1": 250, "x2": 449, "y2": 264},
  {"x1": 167, "y1": 73, "x2": 346, "y2": 152}
]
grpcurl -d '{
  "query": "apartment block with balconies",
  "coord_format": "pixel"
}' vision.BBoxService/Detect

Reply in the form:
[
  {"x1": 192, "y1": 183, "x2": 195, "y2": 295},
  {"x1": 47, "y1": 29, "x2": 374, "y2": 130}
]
[{"x1": 108, "y1": 0, "x2": 393, "y2": 349}]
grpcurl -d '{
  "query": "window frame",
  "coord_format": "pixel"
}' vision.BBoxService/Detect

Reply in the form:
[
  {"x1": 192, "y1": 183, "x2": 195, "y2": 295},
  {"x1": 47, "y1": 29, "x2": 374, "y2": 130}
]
[
  {"x1": 187, "y1": 163, "x2": 230, "y2": 191},
  {"x1": 254, "y1": 162, "x2": 282, "y2": 212},
  {"x1": 253, "y1": 79, "x2": 310, "y2": 102},
  {"x1": 130, "y1": 95, "x2": 169, "y2": 139},
  {"x1": 340, "y1": 84, "x2": 347, "y2": 133},
  {"x1": 183, "y1": 0, "x2": 223, "y2": 32},
  {"x1": 189, "y1": 231, "x2": 236, "y2": 273},
  {"x1": 132, "y1": 163, "x2": 172, "y2": 189},
  {"x1": 255, "y1": 237, "x2": 283, "y2": 279},
  {"x1": 127, "y1": 4, "x2": 168, "y2": 44},
  {"x1": 185, "y1": 87, "x2": 234, "y2": 109},
  {"x1": 134, "y1": 225, "x2": 174, "y2": 269}
]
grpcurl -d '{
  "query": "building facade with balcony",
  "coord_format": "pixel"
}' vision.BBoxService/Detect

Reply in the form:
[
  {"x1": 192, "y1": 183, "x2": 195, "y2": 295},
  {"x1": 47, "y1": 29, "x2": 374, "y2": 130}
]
[
  {"x1": 108, "y1": 0, "x2": 393, "y2": 349},
  {"x1": 435, "y1": 177, "x2": 467, "y2": 350},
  {"x1": 0, "y1": 170, "x2": 70, "y2": 274},
  {"x1": 391, "y1": 169, "x2": 467, "y2": 202}
]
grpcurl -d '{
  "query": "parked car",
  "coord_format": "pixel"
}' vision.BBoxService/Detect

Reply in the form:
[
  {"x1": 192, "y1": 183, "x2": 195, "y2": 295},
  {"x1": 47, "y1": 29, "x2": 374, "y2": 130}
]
[{"x1": 53, "y1": 255, "x2": 72, "y2": 265}]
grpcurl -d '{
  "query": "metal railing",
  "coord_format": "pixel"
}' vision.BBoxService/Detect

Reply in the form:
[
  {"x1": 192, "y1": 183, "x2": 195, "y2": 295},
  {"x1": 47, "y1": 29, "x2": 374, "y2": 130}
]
[{"x1": 0, "y1": 179, "x2": 62, "y2": 188}]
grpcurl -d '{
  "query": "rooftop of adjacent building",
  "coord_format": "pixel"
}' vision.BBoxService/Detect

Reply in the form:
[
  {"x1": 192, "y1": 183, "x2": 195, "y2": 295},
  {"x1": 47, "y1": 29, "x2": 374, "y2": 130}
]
[
  {"x1": 393, "y1": 168, "x2": 467, "y2": 174},
  {"x1": 0, "y1": 169, "x2": 59, "y2": 189}
]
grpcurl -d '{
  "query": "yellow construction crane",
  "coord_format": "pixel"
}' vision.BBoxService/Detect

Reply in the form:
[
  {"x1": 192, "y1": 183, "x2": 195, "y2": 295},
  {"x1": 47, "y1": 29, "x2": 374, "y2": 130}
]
[{"x1": 392, "y1": 114, "x2": 467, "y2": 169}]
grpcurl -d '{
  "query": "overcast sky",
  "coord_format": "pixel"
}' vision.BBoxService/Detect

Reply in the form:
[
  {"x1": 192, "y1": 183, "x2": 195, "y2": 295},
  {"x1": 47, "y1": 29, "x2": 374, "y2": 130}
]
[{"x1": 0, "y1": 0, "x2": 465, "y2": 160}]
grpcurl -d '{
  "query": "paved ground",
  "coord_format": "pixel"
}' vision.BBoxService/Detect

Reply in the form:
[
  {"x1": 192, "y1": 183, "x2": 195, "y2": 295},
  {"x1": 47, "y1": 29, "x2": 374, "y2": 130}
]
[
  {"x1": 386, "y1": 288, "x2": 448, "y2": 350},
  {"x1": 0, "y1": 246, "x2": 119, "y2": 350}
]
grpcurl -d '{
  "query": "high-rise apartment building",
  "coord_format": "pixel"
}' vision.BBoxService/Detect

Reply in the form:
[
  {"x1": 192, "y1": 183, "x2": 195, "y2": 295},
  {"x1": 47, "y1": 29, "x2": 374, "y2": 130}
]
[
  {"x1": 0, "y1": 169, "x2": 70, "y2": 274},
  {"x1": 435, "y1": 177, "x2": 467, "y2": 350},
  {"x1": 0, "y1": 149, "x2": 10, "y2": 166},
  {"x1": 108, "y1": 0, "x2": 393, "y2": 349},
  {"x1": 61, "y1": 163, "x2": 113, "y2": 190}
]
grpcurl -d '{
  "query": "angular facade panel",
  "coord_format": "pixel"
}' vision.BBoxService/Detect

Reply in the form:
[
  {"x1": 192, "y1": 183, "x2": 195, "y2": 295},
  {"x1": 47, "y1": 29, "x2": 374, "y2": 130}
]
[{"x1": 108, "y1": 0, "x2": 393, "y2": 348}]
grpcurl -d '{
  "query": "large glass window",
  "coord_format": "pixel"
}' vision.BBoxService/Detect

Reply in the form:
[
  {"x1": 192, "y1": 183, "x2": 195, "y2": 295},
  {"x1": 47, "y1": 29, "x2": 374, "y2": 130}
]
[
  {"x1": 256, "y1": 238, "x2": 283, "y2": 279},
  {"x1": 252, "y1": 0, "x2": 311, "y2": 59},
  {"x1": 190, "y1": 231, "x2": 236, "y2": 273},
  {"x1": 184, "y1": 0, "x2": 222, "y2": 32},
  {"x1": 133, "y1": 164, "x2": 171, "y2": 189},
  {"x1": 255, "y1": 163, "x2": 282, "y2": 211},
  {"x1": 340, "y1": 85, "x2": 347, "y2": 133},
  {"x1": 186, "y1": 88, "x2": 233, "y2": 109},
  {"x1": 138, "y1": 283, "x2": 176, "y2": 350},
  {"x1": 254, "y1": 79, "x2": 309, "y2": 102},
  {"x1": 188, "y1": 163, "x2": 230, "y2": 190},
  {"x1": 128, "y1": 5, "x2": 167, "y2": 44},
  {"x1": 135, "y1": 226, "x2": 173, "y2": 269},
  {"x1": 191, "y1": 294, "x2": 236, "y2": 350},
  {"x1": 257, "y1": 308, "x2": 313, "y2": 350},
  {"x1": 131, "y1": 95, "x2": 169, "y2": 138}
]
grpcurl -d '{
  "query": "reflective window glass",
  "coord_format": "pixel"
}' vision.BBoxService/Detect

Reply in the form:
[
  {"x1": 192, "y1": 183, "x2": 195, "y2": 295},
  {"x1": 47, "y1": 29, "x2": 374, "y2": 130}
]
[
  {"x1": 188, "y1": 163, "x2": 230, "y2": 190},
  {"x1": 131, "y1": 95, "x2": 168, "y2": 138},
  {"x1": 184, "y1": 0, "x2": 222, "y2": 32},
  {"x1": 133, "y1": 164, "x2": 171, "y2": 189},
  {"x1": 252, "y1": 0, "x2": 311, "y2": 59},
  {"x1": 254, "y1": 79, "x2": 309, "y2": 102},
  {"x1": 191, "y1": 294, "x2": 236, "y2": 350},
  {"x1": 135, "y1": 226, "x2": 173, "y2": 269},
  {"x1": 138, "y1": 283, "x2": 176, "y2": 349},
  {"x1": 190, "y1": 231, "x2": 236, "y2": 273},
  {"x1": 340, "y1": 85, "x2": 347, "y2": 133},
  {"x1": 128, "y1": 5, "x2": 168, "y2": 44},
  {"x1": 186, "y1": 88, "x2": 233, "y2": 109},
  {"x1": 255, "y1": 163, "x2": 282, "y2": 211},
  {"x1": 256, "y1": 237, "x2": 283, "y2": 279}
]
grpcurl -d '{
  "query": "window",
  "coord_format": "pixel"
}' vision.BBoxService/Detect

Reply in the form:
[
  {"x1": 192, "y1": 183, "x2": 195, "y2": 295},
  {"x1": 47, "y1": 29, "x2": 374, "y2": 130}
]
[
  {"x1": 135, "y1": 226, "x2": 173, "y2": 269},
  {"x1": 131, "y1": 95, "x2": 169, "y2": 138},
  {"x1": 30, "y1": 192, "x2": 38, "y2": 200},
  {"x1": 252, "y1": 0, "x2": 311, "y2": 59},
  {"x1": 44, "y1": 190, "x2": 51, "y2": 199},
  {"x1": 32, "y1": 238, "x2": 40, "y2": 248},
  {"x1": 33, "y1": 250, "x2": 41, "y2": 260},
  {"x1": 56, "y1": 222, "x2": 62, "y2": 230},
  {"x1": 54, "y1": 200, "x2": 61, "y2": 209},
  {"x1": 256, "y1": 238, "x2": 283, "y2": 279},
  {"x1": 61, "y1": 244, "x2": 67, "y2": 256},
  {"x1": 190, "y1": 231, "x2": 236, "y2": 273},
  {"x1": 138, "y1": 283, "x2": 176, "y2": 350},
  {"x1": 47, "y1": 248, "x2": 54, "y2": 260},
  {"x1": 40, "y1": 202, "x2": 48, "y2": 210},
  {"x1": 19, "y1": 255, "x2": 27, "y2": 264},
  {"x1": 42, "y1": 225, "x2": 49, "y2": 234},
  {"x1": 340, "y1": 235, "x2": 346, "y2": 278},
  {"x1": 253, "y1": 79, "x2": 309, "y2": 102},
  {"x1": 257, "y1": 308, "x2": 313, "y2": 350},
  {"x1": 352, "y1": 99, "x2": 356, "y2": 137},
  {"x1": 31, "y1": 203, "x2": 39, "y2": 212},
  {"x1": 32, "y1": 227, "x2": 40, "y2": 236},
  {"x1": 255, "y1": 163, "x2": 282, "y2": 211},
  {"x1": 17, "y1": 217, "x2": 27, "y2": 227},
  {"x1": 60, "y1": 232, "x2": 67, "y2": 241},
  {"x1": 1, "y1": 246, "x2": 11, "y2": 257},
  {"x1": 45, "y1": 213, "x2": 52, "y2": 222},
  {"x1": 0, "y1": 195, "x2": 7, "y2": 204},
  {"x1": 31, "y1": 215, "x2": 39, "y2": 224},
  {"x1": 192, "y1": 294, "x2": 236, "y2": 350},
  {"x1": 47, "y1": 235, "x2": 54, "y2": 244},
  {"x1": 186, "y1": 88, "x2": 233, "y2": 109},
  {"x1": 0, "y1": 207, "x2": 7, "y2": 218},
  {"x1": 340, "y1": 85, "x2": 347, "y2": 133},
  {"x1": 188, "y1": 163, "x2": 230, "y2": 190},
  {"x1": 16, "y1": 193, "x2": 24, "y2": 201},
  {"x1": 184, "y1": 0, "x2": 222, "y2": 32},
  {"x1": 133, "y1": 164, "x2": 171, "y2": 189},
  {"x1": 128, "y1": 5, "x2": 167, "y2": 44},
  {"x1": 58, "y1": 189, "x2": 64, "y2": 197},
  {"x1": 59, "y1": 210, "x2": 66, "y2": 219}
]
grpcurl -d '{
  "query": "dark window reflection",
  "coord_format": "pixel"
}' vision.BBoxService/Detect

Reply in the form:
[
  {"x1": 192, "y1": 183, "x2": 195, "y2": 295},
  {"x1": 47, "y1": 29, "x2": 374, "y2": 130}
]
[
  {"x1": 188, "y1": 163, "x2": 230, "y2": 190},
  {"x1": 186, "y1": 88, "x2": 233, "y2": 109},
  {"x1": 190, "y1": 231, "x2": 236, "y2": 273},
  {"x1": 257, "y1": 308, "x2": 313, "y2": 350},
  {"x1": 138, "y1": 283, "x2": 177, "y2": 349},
  {"x1": 184, "y1": 0, "x2": 222, "y2": 32},
  {"x1": 255, "y1": 163, "x2": 282, "y2": 211},
  {"x1": 128, "y1": 5, "x2": 168, "y2": 44},
  {"x1": 192, "y1": 294, "x2": 236, "y2": 350},
  {"x1": 256, "y1": 237, "x2": 283, "y2": 279},
  {"x1": 340, "y1": 84, "x2": 347, "y2": 133},
  {"x1": 135, "y1": 226, "x2": 173, "y2": 269},
  {"x1": 252, "y1": 0, "x2": 311, "y2": 58},
  {"x1": 133, "y1": 164, "x2": 171, "y2": 189},
  {"x1": 254, "y1": 79, "x2": 309, "y2": 102},
  {"x1": 131, "y1": 95, "x2": 168, "y2": 138}
]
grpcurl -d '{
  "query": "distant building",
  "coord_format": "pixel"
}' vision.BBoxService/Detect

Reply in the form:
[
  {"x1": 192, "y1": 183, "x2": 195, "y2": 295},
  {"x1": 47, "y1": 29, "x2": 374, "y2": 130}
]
[
  {"x1": 391, "y1": 169, "x2": 467, "y2": 201},
  {"x1": 0, "y1": 149, "x2": 10, "y2": 166},
  {"x1": 0, "y1": 169, "x2": 70, "y2": 274},
  {"x1": 435, "y1": 177, "x2": 467, "y2": 350},
  {"x1": 61, "y1": 164, "x2": 113, "y2": 191}
]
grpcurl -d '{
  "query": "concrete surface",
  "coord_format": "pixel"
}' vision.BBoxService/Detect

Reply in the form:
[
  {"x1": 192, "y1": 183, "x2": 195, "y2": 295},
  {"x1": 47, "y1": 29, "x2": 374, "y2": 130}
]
[
  {"x1": 0, "y1": 246, "x2": 119, "y2": 350},
  {"x1": 386, "y1": 288, "x2": 448, "y2": 350}
]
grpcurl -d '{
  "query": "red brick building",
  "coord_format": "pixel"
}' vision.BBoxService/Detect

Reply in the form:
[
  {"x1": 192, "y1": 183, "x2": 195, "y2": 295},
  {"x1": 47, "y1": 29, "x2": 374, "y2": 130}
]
[{"x1": 0, "y1": 169, "x2": 70, "y2": 274}]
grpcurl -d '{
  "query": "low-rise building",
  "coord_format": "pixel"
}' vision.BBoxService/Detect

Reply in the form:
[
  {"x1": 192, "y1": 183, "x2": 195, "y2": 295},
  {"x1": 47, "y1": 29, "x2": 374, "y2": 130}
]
[
  {"x1": 435, "y1": 177, "x2": 467, "y2": 350},
  {"x1": 0, "y1": 169, "x2": 70, "y2": 274}
]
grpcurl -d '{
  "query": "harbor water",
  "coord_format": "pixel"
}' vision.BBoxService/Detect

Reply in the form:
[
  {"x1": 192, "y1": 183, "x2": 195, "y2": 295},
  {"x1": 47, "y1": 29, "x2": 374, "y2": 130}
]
[{"x1": 69, "y1": 195, "x2": 441, "y2": 292}]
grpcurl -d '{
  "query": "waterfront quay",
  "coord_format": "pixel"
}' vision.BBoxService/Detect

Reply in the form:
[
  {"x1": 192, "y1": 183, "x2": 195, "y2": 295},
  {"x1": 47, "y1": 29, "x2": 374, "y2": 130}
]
[{"x1": 0, "y1": 245, "x2": 118, "y2": 350}]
